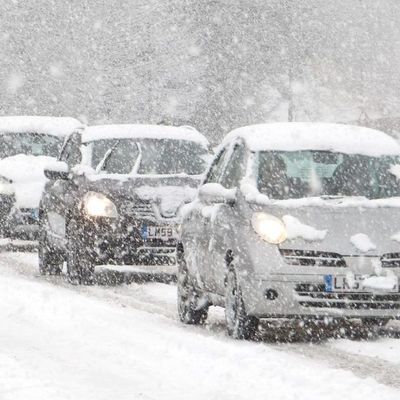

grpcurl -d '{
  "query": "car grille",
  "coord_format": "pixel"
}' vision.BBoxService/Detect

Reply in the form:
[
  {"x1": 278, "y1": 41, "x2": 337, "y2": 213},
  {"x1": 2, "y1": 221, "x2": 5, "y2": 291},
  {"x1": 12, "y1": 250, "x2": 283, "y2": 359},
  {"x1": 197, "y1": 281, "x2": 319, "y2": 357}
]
[
  {"x1": 137, "y1": 247, "x2": 177, "y2": 265},
  {"x1": 295, "y1": 284, "x2": 400, "y2": 310},
  {"x1": 280, "y1": 249, "x2": 346, "y2": 267},
  {"x1": 381, "y1": 253, "x2": 400, "y2": 268},
  {"x1": 121, "y1": 201, "x2": 155, "y2": 220}
]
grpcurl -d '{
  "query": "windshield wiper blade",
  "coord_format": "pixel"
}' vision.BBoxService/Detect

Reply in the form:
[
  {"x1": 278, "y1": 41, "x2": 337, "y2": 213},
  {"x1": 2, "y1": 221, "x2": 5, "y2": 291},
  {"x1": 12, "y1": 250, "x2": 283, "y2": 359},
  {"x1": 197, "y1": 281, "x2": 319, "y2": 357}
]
[{"x1": 320, "y1": 195, "x2": 346, "y2": 200}]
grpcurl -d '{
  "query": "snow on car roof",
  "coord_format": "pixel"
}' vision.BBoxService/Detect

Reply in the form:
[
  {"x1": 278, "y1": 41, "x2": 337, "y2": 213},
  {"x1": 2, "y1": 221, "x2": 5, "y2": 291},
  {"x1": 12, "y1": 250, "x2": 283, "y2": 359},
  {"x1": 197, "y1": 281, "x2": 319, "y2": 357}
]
[
  {"x1": 223, "y1": 122, "x2": 400, "y2": 156},
  {"x1": 0, "y1": 116, "x2": 83, "y2": 137},
  {"x1": 82, "y1": 124, "x2": 209, "y2": 147}
]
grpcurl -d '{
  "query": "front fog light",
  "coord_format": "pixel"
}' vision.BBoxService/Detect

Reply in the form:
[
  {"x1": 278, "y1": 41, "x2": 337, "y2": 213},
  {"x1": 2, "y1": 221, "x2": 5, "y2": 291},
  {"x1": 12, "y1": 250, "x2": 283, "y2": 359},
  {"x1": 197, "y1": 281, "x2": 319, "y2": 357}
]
[
  {"x1": 251, "y1": 212, "x2": 287, "y2": 244},
  {"x1": 83, "y1": 192, "x2": 118, "y2": 218}
]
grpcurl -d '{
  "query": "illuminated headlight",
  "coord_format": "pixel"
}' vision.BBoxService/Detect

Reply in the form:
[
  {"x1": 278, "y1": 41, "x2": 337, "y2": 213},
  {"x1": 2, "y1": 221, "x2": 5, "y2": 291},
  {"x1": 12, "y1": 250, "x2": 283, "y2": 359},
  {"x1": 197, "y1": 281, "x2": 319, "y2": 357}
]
[
  {"x1": 83, "y1": 192, "x2": 118, "y2": 218},
  {"x1": 251, "y1": 212, "x2": 287, "y2": 245},
  {"x1": 0, "y1": 176, "x2": 14, "y2": 195}
]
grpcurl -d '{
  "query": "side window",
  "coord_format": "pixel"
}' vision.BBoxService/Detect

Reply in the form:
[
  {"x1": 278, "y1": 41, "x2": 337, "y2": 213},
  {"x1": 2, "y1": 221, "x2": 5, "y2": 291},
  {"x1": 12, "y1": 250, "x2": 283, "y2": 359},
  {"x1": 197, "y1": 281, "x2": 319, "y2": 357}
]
[
  {"x1": 103, "y1": 140, "x2": 139, "y2": 174},
  {"x1": 205, "y1": 147, "x2": 229, "y2": 184},
  {"x1": 59, "y1": 133, "x2": 81, "y2": 167},
  {"x1": 220, "y1": 144, "x2": 247, "y2": 189}
]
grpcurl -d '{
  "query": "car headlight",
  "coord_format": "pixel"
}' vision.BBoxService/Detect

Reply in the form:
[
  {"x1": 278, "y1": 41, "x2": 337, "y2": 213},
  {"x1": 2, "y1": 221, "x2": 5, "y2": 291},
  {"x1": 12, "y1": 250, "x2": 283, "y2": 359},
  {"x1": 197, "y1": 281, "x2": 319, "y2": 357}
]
[
  {"x1": 0, "y1": 176, "x2": 14, "y2": 195},
  {"x1": 83, "y1": 192, "x2": 118, "y2": 218},
  {"x1": 251, "y1": 212, "x2": 287, "y2": 244}
]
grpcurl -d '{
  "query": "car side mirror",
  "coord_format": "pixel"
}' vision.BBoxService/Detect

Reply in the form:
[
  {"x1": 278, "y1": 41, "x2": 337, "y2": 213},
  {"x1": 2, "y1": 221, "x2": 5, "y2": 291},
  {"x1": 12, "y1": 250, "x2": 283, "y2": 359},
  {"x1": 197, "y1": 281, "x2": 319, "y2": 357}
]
[
  {"x1": 44, "y1": 161, "x2": 70, "y2": 180},
  {"x1": 198, "y1": 183, "x2": 236, "y2": 205}
]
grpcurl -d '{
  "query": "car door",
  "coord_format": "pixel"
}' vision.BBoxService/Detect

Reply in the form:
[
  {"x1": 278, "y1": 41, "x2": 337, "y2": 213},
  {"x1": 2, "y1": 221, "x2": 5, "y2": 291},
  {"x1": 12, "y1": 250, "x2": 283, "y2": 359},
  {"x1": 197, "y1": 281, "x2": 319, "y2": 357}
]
[
  {"x1": 43, "y1": 132, "x2": 82, "y2": 248},
  {"x1": 207, "y1": 141, "x2": 248, "y2": 295},
  {"x1": 192, "y1": 146, "x2": 232, "y2": 291}
]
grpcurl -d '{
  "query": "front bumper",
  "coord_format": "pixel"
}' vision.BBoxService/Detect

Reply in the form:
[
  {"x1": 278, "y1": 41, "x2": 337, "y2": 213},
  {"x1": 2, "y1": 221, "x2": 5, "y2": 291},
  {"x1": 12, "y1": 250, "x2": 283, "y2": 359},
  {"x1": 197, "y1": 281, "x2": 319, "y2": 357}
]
[
  {"x1": 4, "y1": 207, "x2": 39, "y2": 239},
  {"x1": 0, "y1": 194, "x2": 14, "y2": 228},
  {"x1": 242, "y1": 273, "x2": 400, "y2": 319},
  {"x1": 79, "y1": 216, "x2": 179, "y2": 267}
]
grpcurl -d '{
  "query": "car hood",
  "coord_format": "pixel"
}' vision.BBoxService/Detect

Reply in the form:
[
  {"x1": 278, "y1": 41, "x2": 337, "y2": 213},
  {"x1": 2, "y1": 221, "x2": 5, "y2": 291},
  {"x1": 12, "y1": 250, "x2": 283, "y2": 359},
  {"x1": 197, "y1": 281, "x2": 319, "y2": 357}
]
[
  {"x1": 0, "y1": 154, "x2": 58, "y2": 208},
  {"x1": 256, "y1": 201, "x2": 400, "y2": 255},
  {"x1": 87, "y1": 175, "x2": 201, "y2": 219}
]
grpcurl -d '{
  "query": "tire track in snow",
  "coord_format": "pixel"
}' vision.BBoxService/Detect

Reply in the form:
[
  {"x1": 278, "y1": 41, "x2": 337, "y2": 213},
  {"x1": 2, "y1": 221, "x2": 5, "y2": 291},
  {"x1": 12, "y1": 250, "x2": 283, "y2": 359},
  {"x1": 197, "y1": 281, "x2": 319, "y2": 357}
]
[{"x1": 284, "y1": 343, "x2": 400, "y2": 389}]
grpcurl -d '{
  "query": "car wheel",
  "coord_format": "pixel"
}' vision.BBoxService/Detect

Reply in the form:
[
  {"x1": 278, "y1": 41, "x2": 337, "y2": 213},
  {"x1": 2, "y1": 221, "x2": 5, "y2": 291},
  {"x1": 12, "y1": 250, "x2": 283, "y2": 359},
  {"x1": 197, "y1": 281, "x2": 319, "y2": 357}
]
[
  {"x1": 225, "y1": 268, "x2": 259, "y2": 340},
  {"x1": 66, "y1": 219, "x2": 95, "y2": 285},
  {"x1": 177, "y1": 246, "x2": 208, "y2": 325},
  {"x1": 38, "y1": 215, "x2": 63, "y2": 276}
]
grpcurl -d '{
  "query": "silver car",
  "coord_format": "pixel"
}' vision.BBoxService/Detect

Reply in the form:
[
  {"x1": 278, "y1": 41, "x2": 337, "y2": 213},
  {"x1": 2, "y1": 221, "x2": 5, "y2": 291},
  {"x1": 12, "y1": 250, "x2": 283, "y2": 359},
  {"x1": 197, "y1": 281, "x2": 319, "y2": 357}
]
[{"x1": 178, "y1": 123, "x2": 400, "y2": 339}]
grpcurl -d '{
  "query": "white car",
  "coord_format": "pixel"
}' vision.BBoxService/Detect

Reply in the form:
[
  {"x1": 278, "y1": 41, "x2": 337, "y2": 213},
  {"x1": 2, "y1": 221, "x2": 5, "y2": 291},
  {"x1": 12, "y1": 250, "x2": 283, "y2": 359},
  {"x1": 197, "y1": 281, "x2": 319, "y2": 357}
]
[
  {"x1": 178, "y1": 123, "x2": 400, "y2": 339},
  {"x1": 0, "y1": 116, "x2": 83, "y2": 239}
]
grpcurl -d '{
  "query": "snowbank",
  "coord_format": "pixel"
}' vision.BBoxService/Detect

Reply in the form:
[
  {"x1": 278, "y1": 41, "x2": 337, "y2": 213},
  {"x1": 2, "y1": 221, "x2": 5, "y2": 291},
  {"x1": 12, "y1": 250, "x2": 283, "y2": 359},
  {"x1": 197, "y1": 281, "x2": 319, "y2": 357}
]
[
  {"x1": 0, "y1": 116, "x2": 82, "y2": 137},
  {"x1": 1, "y1": 269, "x2": 399, "y2": 400},
  {"x1": 223, "y1": 122, "x2": 400, "y2": 156}
]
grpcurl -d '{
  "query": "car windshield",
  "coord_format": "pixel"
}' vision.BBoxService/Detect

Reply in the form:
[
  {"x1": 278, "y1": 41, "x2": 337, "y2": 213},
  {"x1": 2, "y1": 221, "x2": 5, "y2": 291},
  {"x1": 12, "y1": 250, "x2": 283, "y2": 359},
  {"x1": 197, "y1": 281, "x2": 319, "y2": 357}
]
[
  {"x1": 90, "y1": 139, "x2": 119, "y2": 168},
  {"x1": 257, "y1": 150, "x2": 400, "y2": 200},
  {"x1": 101, "y1": 138, "x2": 209, "y2": 175},
  {"x1": 0, "y1": 132, "x2": 62, "y2": 158},
  {"x1": 138, "y1": 139, "x2": 208, "y2": 175}
]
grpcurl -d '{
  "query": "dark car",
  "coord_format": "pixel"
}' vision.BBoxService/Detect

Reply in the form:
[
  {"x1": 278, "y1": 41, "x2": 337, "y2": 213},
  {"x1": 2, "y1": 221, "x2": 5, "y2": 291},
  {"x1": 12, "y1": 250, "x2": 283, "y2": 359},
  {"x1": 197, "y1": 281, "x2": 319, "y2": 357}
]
[
  {"x1": 38, "y1": 124, "x2": 211, "y2": 284},
  {"x1": 0, "y1": 175, "x2": 16, "y2": 236},
  {"x1": 0, "y1": 116, "x2": 83, "y2": 240}
]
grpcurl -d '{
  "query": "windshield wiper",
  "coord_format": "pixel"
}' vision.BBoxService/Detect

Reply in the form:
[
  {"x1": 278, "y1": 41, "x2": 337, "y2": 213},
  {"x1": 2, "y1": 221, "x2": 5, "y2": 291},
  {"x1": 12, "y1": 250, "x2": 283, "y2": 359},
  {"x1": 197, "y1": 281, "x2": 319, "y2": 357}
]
[
  {"x1": 320, "y1": 195, "x2": 346, "y2": 200},
  {"x1": 320, "y1": 195, "x2": 368, "y2": 201}
]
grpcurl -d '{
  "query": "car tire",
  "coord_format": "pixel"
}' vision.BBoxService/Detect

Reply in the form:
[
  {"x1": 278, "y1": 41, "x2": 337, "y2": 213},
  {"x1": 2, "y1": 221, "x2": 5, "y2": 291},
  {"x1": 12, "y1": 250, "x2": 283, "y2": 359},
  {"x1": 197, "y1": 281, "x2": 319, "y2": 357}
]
[
  {"x1": 225, "y1": 268, "x2": 259, "y2": 340},
  {"x1": 66, "y1": 218, "x2": 95, "y2": 285},
  {"x1": 177, "y1": 246, "x2": 208, "y2": 325},
  {"x1": 38, "y1": 215, "x2": 63, "y2": 276}
]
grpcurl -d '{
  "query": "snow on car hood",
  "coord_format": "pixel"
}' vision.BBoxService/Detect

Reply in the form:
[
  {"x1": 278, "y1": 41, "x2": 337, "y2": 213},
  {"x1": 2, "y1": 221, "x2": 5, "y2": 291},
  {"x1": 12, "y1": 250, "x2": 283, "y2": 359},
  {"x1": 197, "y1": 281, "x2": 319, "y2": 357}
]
[
  {"x1": 255, "y1": 202, "x2": 400, "y2": 255},
  {"x1": 135, "y1": 185, "x2": 198, "y2": 218},
  {"x1": 86, "y1": 175, "x2": 201, "y2": 220},
  {"x1": 0, "y1": 154, "x2": 57, "y2": 208}
]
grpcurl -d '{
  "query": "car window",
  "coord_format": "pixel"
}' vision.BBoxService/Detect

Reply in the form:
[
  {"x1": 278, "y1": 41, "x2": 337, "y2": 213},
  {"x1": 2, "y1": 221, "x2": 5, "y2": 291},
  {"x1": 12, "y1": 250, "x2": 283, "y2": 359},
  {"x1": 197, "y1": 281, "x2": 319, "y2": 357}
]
[
  {"x1": 102, "y1": 140, "x2": 140, "y2": 174},
  {"x1": 220, "y1": 144, "x2": 247, "y2": 189},
  {"x1": 59, "y1": 133, "x2": 81, "y2": 167},
  {"x1": 204, "y1": 147, "x2": 229, "y2": 184},
  {"x1": 0, "y1": 133, "x2": 62, "y2": 158}
]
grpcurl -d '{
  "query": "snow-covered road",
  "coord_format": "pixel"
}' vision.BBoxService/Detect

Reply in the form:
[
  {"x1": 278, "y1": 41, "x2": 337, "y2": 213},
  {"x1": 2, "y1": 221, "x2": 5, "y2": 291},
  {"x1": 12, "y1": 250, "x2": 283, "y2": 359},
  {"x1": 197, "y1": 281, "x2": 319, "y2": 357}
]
[{"x1": 1, "y1": 252, "x2": 400, "y2": 400}]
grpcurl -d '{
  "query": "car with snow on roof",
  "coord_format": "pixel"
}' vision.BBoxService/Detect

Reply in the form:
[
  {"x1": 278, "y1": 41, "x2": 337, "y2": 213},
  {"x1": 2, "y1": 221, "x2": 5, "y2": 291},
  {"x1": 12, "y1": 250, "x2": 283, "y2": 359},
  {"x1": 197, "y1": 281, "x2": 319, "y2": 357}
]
[
  {"x1": 0, "y1": 116, "x2": 83, "y2": 241},
  {"x1": 178, "y1": 122, "x2": 400, "y2": 339},
  {"x1": 39, "y1": 124, "x2": 211, "y2": 283}
]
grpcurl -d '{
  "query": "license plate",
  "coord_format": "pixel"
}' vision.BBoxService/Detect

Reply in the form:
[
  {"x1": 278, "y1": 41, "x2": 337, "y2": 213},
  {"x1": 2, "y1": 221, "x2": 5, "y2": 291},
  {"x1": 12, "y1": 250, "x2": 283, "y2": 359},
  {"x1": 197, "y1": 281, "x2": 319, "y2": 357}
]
[
  {"x1": 141, "y1": 225, "x2": 176, "y2": 241},
  {"x1": 324, "y1": 274, "x2": 399, "y2": 293},
  {"x1": 31, "y1": 208, "x2": 39, "y2": 221}
]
